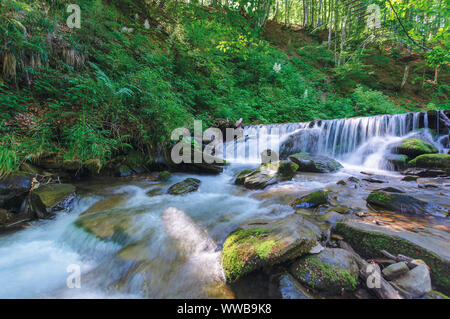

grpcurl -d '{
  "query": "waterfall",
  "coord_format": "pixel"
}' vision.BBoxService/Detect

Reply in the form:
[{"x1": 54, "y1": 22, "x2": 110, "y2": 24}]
[{"x1": 223, "y1": 111, "x2": 449, "y2": 170}]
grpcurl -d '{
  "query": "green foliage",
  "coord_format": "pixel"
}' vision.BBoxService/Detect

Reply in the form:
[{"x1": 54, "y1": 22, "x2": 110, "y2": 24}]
[{"x1": 351, "y1": 85, "x2": 400, "y2": 116}]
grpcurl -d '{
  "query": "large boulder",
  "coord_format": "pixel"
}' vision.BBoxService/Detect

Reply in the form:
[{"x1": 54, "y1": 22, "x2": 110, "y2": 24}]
[
  {"x1": 0, "y1": 172, "x2": 33, "y2": 212},
  {"x1": 279, "y1": 130, "x2": 320, "y2": 160},
  {"x1": 291, "y1": 190, "x2": 328, "y2": 209},
  {"x1": 168, "y1": 178, "x2": 201, "y2": 195},
  {"x1": 289, "y1": 248, "x2": 359, "y2": 295},
  {"x1": 366, "y1": 190, "x2": 447, "y2": 216},
  {"x1": 221, "y1": 214, "x2": 321, "y2": 282},
  {"x1": 409, "y1": 154, "x2": 450, "y2": 173},
  {"x1": 394, "y1": 138, "x2": 438, "y2": 159},
  {"x1": 289, "y1": 153, "x2": 342, "y2": 173},
  {"x1": 391, "y1": 264, "x2": 432, "y2": 298},
  {"x1": 234, "y1": 161, "x2": 297, "y2": 190},
  {"x1": 30, "y1": 183, "x2": 76, "y2": 218}
]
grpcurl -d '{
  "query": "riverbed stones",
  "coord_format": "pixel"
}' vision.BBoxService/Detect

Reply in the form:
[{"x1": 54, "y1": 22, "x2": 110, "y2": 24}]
[
  {"x1": 334, "y1": 220, "x2": 450, "y2": 294},
  {"x1": 394, "y1": 138, "x2": 438, "y2": 160},
  {"x1": 289, "y1": 248, "x2": 359, "y2": 295},
  {"x1": 289, "y1": 153, "x2": 342, "y2": 173},
  {"x1": 391, "y1": 264, "x2": 432, "y2": 298},
  {"x1": 366, "y1": 190, "x2": 446, "y2": 216},
  {"x1": 221, "y1": 214, "x2": 321, "y2": 282},
  {"x1": 382, "y1": 262, "x2": 410, "y2": 280},
  {"x1": 291, "y1": 190, "x2": 328, "y2": 209},
  {"x1": 168, "y1": 178, "x2": 201, "y2": 195}
]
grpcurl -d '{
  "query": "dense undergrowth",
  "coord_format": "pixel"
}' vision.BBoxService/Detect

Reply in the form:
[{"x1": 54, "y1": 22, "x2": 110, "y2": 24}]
[{"x1": 0, "y1": 0, "x2": 448, "y2": 175}]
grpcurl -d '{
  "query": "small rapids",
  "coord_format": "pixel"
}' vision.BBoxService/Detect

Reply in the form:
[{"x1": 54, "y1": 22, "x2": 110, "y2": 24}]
[{"x1": 0, "y1": 111, "x2": 448, "y2": 298}]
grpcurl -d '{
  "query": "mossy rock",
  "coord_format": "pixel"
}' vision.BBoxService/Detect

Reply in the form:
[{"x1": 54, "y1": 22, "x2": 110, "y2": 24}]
[
  {"x1": 289, "y1": 152, "x2": 342, "y2": 173},
  {"x1": 278, "y1": 161, "x2": 299, "y2": 180},
  {"x1": 32, "y1": 183, "x2": 75, "y2": 208},
  {"x1": 222, "y1": 214, "x2": 321, "y2": 282},
  {"x1": 366, "y1": 190, "x2": 446, "y2": 216},
  {"x1": 289, "y1": 248, "x2": 359, "y2": 295},
  {"x1": 409, "y1": 154, "x2": 450, "y2": 173},
  {"x1": 168, "y1": 178, "x2": 201, "y2": 195},
  {"x1": 158, "y1": 170, "x2": 172, "y2": 181},
  {"x1": 233, "y1": 163, "x2": 279, "y2": 190},
  {"x1": 395, "y1": 138, "x2": 438, "y2": 159},
  {"x1": 334, "y1": 221, "x2": 450, "y2": 295},
  {"x1": 385, "y1": 154, "x2": 409, "y2": 171},
  {"x1": 291, "y1": 190, "x2": 328, "y2": 209}
]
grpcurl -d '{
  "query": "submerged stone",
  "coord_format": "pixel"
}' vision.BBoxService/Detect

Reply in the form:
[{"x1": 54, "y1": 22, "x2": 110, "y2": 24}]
[
  {"x1": 168, "y1": 178, "x2": 201, "y2": 195},
  {"x1": 221, "y1": 214, "x2": 321, "y2": 282}
]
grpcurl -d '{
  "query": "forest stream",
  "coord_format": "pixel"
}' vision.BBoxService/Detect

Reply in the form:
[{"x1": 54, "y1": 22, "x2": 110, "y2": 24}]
[{"x1": 0, "y1": 111, "x2": 449, "y2": 299}]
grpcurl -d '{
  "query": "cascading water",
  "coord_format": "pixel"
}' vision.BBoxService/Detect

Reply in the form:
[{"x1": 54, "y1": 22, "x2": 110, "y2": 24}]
[
  {"x1": 0, "y1": 111, "x2": 448, "y2": 299},
  {"x1": 224, "y1": 111, "x2": 449, "y2": 170}
]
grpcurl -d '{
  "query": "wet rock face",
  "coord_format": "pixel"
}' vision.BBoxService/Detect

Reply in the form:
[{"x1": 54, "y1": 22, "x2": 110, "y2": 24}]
[
  {"x1": 31, "y1": 183, "x2": 76, "y2": 218},
  {"x1": 168, "y1": 178, "x2": 201, "y2": 195},
  {"x1": 366, "y1": 190, "x2": 447, "y2": 216},
  {"x1": 0, "y1": 172, "x2": 33, "y2": 212},
  {"x1": 409, "y1": 154, "x2": 450, "y2": 173},
  {"x1": 221, "y1": 214, "x2": 321, "y2": 282},
  {"x1": 291, "y1": 190, "x2": 328, "y2": 209},
  {"x1": 385, "y1": 154, "x2": 409, "y2": 171},
  {"x1": 234, "y1": 161, "x2": 297, "y2": 190},
  {"x1": 289, "y1": 248, "x2": 359, "y2": 295},
  {"x1": 391, "y1": 264, "x2": 432, "y2": 298},
  {"x1": 289, "y1": 152, "x2": 342, "y2": 173},
  {"x1": 394, "y1": 138, "x2": 438, "y2": 160},
  {"x1": 382, "y1": 262, "x2": 410, "y2": 281},
  {"x1": 279, "y1": 130, "x2": 320, "y2": 160}
]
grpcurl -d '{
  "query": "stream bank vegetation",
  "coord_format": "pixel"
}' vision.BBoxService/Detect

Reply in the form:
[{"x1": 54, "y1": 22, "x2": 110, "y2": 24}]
[{"x1": 0, "y1": 0, "x2": 448, "y2": 176}]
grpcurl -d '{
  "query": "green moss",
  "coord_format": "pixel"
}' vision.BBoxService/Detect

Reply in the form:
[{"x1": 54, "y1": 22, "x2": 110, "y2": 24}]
[
  {"x1": 234, "y1": 169, "x2": 253, "y2": 185},
  {"x1": 33, "y1": 183, "x2": 76, "y2": 208},
  {"x1": 366, "y1": 191, "x2": 394, "y2": 206},
  {"x1": 278, "y1": 161, "x2": 299, "y2": 180},
  {"x1": 409, "y1": 154, "x2": 450, "y2": 172},
  {"x1": 397, "y1": 138, "x2": 438, "y2": 159},
  {"x1": 334, "y1": 222, "x2": 450, "y2": 295},
  {"x1": 222, "y1": 227, "x2": 271, "y2": 281},
  {"x1": 158, "y1": 170, "x2": 171, "y2": 181},
  {"x1": 291, "y1": 255, "x2": 358, "y2": 294},
  {"x1": 291, "y1": 190, "x2": 328, "y2": 208}
]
